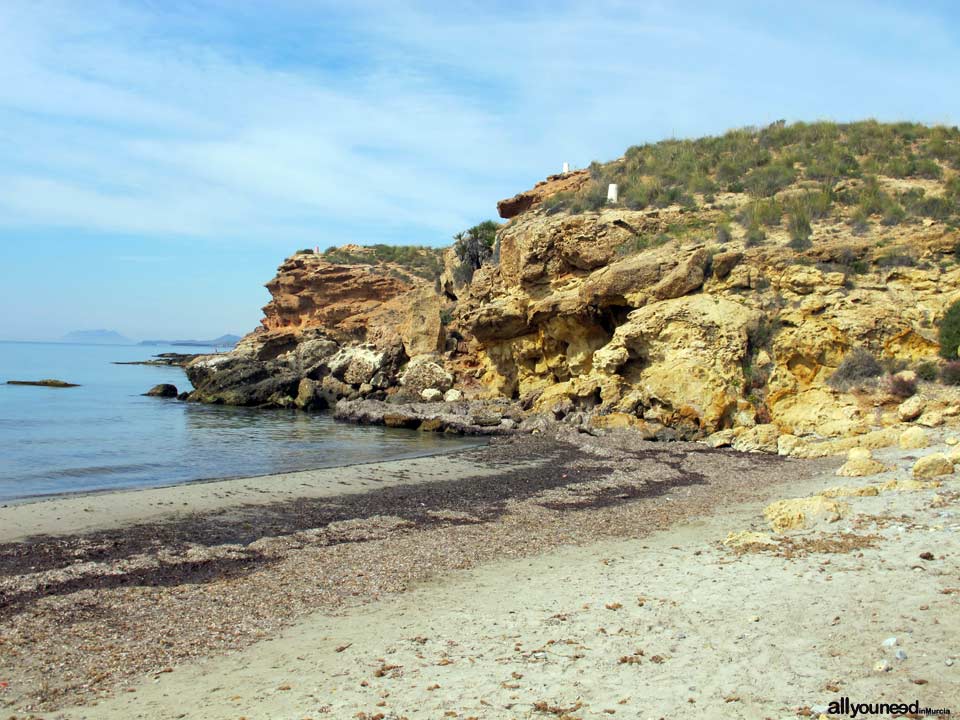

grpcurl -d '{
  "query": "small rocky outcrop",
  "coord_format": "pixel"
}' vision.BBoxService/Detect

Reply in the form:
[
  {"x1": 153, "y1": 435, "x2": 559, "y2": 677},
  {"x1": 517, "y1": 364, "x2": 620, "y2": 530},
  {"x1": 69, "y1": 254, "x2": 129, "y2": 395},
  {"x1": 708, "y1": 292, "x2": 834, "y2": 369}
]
[
  {"x1": 6, "y1": 379, "x2": 79, "y2": 388},
  {"x1": 334, "y1": 399, "x2": 520, "y2": 435},
  {"x1": 496, "y1": 169, "x2": 590, "y2": 219},
  {"x1": 143, "y1": 383, "x2": 178, "y2": 398}
]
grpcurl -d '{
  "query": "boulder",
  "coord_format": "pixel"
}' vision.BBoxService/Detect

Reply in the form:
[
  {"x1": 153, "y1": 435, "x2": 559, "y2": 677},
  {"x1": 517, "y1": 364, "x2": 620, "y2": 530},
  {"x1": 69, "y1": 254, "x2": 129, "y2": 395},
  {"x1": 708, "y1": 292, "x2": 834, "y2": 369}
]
[
  {"x1": 732, "y1": 424, "x2": 780, "y2": 454},
  {"x1": 705, "y1": 429, "x2": 735, "y2": 448},
  {"x1": 847, "y1": 447, "x2": 873, "y2": 461},
  {"x1": 399, "y1": 356, "x2": 453, "y2": 395},
  {"x1": 328, "y1": 345, "x2": 386, "y2": 386},
  {"x1": 470, "y1": 411, "x2": 503, "y2": 427},
  {"x1": 420, "y1": 388, "x2": 443, "y2": 402},
  {"x1": 835, "y1": 457, "x2": 886, "y2": 477},
  {"x1": 443, "y1": 388, "x2": 463, "y2": 403},
  {"x1": 916, "y1": 411, "x2": 944, "y2": 428},
  {"x1": 912, "y1": 454, "x2": 954, "y2": 479},
  {"x1": 764, "y1": 496, "x2": 850, "y2": 533},
  {"x1": 897, "y1": 396, "x2": 926, "y2": 422},
  {"x1": 144, "y1": 383, "x2": 178, "y2": 398},
  {"x1": 711, "y1": 251, "x2": 742, "y2": 280},
  {"x1": 295, "y1": 378, "x2": 324, "y2": 410},
  {"x1": 651, "y1": 249, "x2": 709, "y2": 300},
  {"x1": 899, "y1": 427, "x2": 929, "y2": 450},
  {"x1": 723, "y1": 530, "x2": 777, "y2": 548},
  {"x1": 318, "y1": 375, "x2": 354, "y2": 405}
]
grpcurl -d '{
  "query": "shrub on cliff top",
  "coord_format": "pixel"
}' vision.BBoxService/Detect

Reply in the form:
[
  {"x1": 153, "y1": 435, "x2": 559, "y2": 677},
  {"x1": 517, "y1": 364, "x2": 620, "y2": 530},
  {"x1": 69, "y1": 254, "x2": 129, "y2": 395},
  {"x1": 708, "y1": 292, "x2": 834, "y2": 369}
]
[
  {"x1": 939, "y1": 299, "x2": 960, "y2": 359},
  {"x1": 827, "y1": 348, "x2": 883, "y2": 390},
  {"x1": 452, "y1": 220, "x2": 502, "y2": 284}
]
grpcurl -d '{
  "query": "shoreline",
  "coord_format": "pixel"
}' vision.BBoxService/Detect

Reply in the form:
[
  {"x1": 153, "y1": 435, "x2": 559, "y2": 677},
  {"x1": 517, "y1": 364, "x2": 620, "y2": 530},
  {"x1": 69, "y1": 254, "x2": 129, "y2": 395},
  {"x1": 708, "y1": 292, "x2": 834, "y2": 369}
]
[
  {"x1": 0, "y1": 434, "x2": 487, "y2": 513},
  {"x1": 3, "y1": 426, "x2": 958, "y2": 717},
  {"x1": 1, "y1": 430, "x2": 819, "y2": 714},
  {"x1": 62, "y1": 438, "x2": 959, "y2": 720}
]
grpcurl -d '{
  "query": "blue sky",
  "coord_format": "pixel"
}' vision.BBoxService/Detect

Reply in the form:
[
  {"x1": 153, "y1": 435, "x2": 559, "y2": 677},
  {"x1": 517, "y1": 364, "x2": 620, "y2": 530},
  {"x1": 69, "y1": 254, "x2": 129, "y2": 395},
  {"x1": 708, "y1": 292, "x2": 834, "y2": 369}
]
[{"x1": 1, "y1": 0, "x2": 958, "y2": 340}]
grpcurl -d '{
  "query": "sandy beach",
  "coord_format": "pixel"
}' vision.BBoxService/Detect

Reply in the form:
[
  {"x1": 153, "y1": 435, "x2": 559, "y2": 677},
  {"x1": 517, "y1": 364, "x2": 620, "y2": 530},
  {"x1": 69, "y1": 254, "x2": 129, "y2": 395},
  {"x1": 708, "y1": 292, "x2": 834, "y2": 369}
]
[{"x1": 1, "y1": 429, "x2": 958, "y2": 719}]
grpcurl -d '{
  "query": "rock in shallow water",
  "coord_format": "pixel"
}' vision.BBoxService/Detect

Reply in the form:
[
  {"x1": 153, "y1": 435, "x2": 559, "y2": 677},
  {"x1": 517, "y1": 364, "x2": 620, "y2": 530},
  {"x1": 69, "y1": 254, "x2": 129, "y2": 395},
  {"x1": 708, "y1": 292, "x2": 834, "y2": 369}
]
[
  {"x1": 7, "y1": 379, "x2": 79, "y2": 388},
  {"x1": 144, "y1": 383, "x2": 178, "y2": 398}
]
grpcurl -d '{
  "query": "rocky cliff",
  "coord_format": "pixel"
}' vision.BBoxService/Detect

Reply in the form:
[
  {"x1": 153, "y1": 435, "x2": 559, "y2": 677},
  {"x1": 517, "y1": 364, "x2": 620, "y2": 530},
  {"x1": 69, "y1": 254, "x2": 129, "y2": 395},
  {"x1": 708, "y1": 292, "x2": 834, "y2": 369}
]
[{"x1": 186, "y1": 121, "x2": 960, "y2": 451}]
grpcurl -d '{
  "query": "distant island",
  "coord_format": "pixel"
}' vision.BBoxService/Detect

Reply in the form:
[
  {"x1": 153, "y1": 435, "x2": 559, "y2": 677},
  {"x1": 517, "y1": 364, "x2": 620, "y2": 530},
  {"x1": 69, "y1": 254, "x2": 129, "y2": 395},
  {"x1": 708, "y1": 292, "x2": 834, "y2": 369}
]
[
  {"x1": 138, "y1": 334, "x2": 241, "y2": 348},
  {"x1": 61, "y1": 329, "x2": 132, "y2": 345}
]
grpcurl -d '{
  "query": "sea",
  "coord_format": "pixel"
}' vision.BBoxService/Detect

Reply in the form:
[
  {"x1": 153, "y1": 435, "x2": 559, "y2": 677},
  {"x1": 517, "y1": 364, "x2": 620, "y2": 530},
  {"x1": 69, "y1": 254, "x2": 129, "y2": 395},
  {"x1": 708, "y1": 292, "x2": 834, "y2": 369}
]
[{"x1": 0, "y1": 341, "x2": 481, "y2": 502}]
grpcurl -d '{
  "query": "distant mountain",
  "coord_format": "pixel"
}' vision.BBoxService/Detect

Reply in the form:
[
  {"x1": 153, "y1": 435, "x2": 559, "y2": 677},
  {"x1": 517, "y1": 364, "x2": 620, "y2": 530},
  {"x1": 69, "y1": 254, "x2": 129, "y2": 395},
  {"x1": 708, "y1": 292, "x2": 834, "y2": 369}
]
[
  {"x1": 138, "y1": 334, "x2": 241, "y2": 348},
  {"x1": 62, "y1": 329, "x2": 132, "y2": 345}
]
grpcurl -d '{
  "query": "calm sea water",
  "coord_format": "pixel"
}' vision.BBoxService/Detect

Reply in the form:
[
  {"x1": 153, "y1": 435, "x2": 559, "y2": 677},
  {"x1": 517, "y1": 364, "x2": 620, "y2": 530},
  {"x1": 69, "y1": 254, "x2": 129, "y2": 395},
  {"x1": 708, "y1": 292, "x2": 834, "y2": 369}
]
[{"x1": 0, "y1": 341, "x2": 481, "y2": 502}]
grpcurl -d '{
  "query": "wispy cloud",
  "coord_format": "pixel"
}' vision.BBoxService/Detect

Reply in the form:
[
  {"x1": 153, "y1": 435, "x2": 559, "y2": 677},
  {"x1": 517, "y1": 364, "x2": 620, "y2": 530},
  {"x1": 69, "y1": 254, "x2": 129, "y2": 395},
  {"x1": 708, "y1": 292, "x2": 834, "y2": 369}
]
[{"x1": 0, "y1": 0, "x2": 957, "y2": 248}]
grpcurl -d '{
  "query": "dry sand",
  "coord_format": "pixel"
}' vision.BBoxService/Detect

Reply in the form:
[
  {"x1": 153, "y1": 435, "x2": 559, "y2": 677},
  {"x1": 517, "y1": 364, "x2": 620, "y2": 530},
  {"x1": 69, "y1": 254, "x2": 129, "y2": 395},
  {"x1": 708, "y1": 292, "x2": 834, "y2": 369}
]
[{"x1": 2, "y1": 430, "x2": 958, "y2": 719}]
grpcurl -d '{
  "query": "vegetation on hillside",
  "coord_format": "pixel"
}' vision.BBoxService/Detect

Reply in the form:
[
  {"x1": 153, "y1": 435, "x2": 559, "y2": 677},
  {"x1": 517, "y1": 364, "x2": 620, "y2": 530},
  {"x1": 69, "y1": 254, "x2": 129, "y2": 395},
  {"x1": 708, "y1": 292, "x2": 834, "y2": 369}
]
[
  {"x1": 314, "y1": 219, "x2": 502, "y2": 285},
  {"x1": 544, "y1": 120, "x2": 960, "y2": 238},
  {"x1": 940, "y1": 298, "x2": 960, "y2": 359},
  {"x1": 321, "y1": 244, "x2": 446, "y2": 281}
]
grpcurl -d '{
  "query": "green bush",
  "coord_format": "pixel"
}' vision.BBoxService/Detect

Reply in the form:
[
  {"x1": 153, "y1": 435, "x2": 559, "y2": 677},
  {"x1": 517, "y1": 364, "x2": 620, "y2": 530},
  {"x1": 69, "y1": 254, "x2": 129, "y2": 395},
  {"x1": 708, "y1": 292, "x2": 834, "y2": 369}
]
[
  {"x1": 738, "y1": 198, "x2": 782, "y2": 227},
  {"x1": 848, "y1": 207, "x2": 870, "y2": 235},
  {"x1": 744, "y1": 224, "x2": 766, "y2": 247},
  {"x1": 786, "y1": 203, "x2": 813, "y2": 251},
  {"x1": 715, "y1": 222, "x2": 732, "y2": 243},
  {"x1": 743, "y1": 162, "x2": 797, "y2": 197},
  {"x1": 875, "y1": 251, "x2": 916, "y2": 268},
  {"x1": 939, "y1": 299, "x2": 960, "y2": 359},
  {"x1": 915, "y1": 360, "x2": 939, "y2": 381}
]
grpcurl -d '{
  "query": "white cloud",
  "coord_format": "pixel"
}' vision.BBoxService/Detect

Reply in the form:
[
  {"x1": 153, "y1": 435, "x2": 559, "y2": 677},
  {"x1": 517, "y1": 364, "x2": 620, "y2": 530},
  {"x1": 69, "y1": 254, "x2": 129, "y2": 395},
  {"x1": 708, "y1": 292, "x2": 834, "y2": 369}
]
[{"x1": 0, "y1": 0, "x2": 956, "y2": 247}]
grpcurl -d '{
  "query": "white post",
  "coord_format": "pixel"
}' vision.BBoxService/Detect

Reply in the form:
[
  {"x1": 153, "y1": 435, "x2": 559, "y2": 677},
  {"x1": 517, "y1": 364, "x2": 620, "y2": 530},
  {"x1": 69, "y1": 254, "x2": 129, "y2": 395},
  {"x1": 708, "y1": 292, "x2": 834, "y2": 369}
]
[
  {"x1": 562, "y1": 161, "x2": 570, "y2": 174},
  {"x1": 607, "y1": 183, "x2": 618, "y2": 204}
]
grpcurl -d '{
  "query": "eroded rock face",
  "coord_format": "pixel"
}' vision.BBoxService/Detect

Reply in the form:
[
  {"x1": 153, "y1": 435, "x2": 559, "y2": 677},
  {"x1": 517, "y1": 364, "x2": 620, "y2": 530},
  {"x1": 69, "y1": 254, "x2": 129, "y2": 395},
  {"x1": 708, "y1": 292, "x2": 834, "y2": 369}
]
[
  {"x1": 186, "y1": 169, "x2": 960, "y2": 447},
  {"x1": 185, "y1": 249, "x2": 451, "y2": 408},
  {"x1": 456, "y1": 197, "x2": 960, "y2": 442},
  {"x1": 261, "y1": 254, "x2": 413, "y2": 340}
]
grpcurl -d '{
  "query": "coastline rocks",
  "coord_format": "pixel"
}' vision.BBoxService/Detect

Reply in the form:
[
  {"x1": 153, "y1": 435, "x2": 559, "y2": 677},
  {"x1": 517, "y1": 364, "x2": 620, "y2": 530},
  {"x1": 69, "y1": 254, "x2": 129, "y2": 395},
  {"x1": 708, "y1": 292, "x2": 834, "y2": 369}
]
[
  {"x1": 443, "y1": 388, "x2": 464, "y2": 403},
  {"x1": 114, "y1": 353, "x2": 201, "y2": 367},
  {"x1": 144, "y1": 383, "x2": 178, "y2": 398},
  {"x1": 420, "y1": 388, "x2": 443, "y2": 402},
  {"x1": 334, "y1": 399, "x2": 520, "y2": 435},
  {"x1": 399, "y1": 356, "x2": 453, "y2": 396},
  {"x1": 186, "y1": 351, "x2": 301, "y2": 407},
  {"x1": 732, "y1": 424, "x2": 780, "y2": 454},
  {"x1": 7, "y1": 379, "x2": 79, "y2": 388}
]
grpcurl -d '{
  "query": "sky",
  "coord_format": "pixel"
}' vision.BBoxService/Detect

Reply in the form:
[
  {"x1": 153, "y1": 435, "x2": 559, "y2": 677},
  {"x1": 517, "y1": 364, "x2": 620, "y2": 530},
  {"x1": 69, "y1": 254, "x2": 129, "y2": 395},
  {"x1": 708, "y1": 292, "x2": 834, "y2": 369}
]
[{"x1": 0, "y1": 1, "x2": 958, "y2": 341}]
